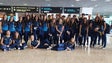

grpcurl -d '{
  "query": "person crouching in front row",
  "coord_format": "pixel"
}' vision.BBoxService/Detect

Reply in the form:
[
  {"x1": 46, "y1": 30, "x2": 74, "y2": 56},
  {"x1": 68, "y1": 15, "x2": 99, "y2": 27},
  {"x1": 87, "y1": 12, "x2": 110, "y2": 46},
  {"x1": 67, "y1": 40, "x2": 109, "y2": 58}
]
[
  {"x1": 0, "y1": 30, "x2": 12, "y2": 51},
  {"x1": 65, "y1": 38, "x2": 75, "y2": 51}
]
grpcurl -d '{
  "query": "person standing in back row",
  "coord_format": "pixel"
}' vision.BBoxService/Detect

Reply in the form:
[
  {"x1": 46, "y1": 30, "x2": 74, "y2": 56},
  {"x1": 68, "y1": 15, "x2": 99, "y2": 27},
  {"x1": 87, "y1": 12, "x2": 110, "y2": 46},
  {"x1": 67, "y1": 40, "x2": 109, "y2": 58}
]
[
  {"x1": 23, "y1": 15, "x2": 32, "y2": 47},
  {"x1": 79, "y1": 17, "x2": 89, "y2": 46},
  {"x1": 99, "y1": 15, "x2": 107, "y2": 49},
  {"x1": 91, "y1": 16, "x2": 100, "y2": 47},
  {"x1": 8, "y1": 16, "x2": 16, "y2": 38},
  {"x1": 32, "y1": 15, "x2": 40, "y2": 40},
  {"x1": 1, "y1": 14, "x2": 8, "y2": 37},
  {"x1": 16, "y1": 16, "x2": 23, "y2": 41},
  {"x1": 56, "y1": 18, "x2": 64, "y2": 44}
]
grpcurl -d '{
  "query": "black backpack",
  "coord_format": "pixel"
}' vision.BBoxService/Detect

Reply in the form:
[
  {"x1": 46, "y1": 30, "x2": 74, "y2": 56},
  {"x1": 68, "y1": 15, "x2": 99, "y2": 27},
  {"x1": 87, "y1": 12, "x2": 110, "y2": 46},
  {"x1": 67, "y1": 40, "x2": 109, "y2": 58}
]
[{"x1": 105, "y1": 23, "x2": 111, "y2": 34}]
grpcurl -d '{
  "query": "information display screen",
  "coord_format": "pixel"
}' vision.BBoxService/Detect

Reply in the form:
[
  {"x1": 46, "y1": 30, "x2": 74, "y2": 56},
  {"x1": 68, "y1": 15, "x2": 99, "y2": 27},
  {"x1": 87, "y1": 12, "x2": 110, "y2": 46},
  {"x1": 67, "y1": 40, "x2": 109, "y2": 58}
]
[
  {"x1": 12, "y1": 6, "x2": 39, "y2": 13},
  {"x1": 64, "y1": 7, "x2": 80, "y2": 13},
  {"x1": 40, "y1": 7, "x2": 63, "y2": 13},
  {"x1": 0, "y1": 6, "x2": 12, "y2": 12}
]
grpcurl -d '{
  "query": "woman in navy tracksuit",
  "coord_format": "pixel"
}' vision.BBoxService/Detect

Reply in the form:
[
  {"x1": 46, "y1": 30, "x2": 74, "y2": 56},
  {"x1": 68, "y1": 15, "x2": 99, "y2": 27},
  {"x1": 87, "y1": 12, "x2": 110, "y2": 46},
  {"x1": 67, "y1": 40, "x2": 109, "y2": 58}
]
[
  {"x1": 79, "y1": 18, "x2": 89, "y2": 46},
  {"x1": 65, "y1": 38, "x2": 75, "y2": 51},
  {"x1": 91, "y1": 16, "x2": 100, "y2": 47},
  {"x1": 0, "y1": 30, "x2": 12, "y2": 51},
  {"x1": 1, "y1": 15, "x2": 8, "y2": 37},
  {"x1": 99, "y1": 16, "x2": 107, "y2": 49},
  {"x1": 8, "y1": 16, "x2": 16, "y2": 38},
  {"x1": 88, "y1": 21, "x2": 95, "y2": 47},
  {"x1": 56, "y1": 18, "x2": 64, "y2": 44},
  {"x1": 11, "y1": 32, "x2": 24, "y2": 50},
  {"x1": 64, "y1": 18, "x2": 71, "y2": 42},
  {"x1": 42, "y1": 15, "x2": 49, "y2": 40},
  {"x1": 38, "y1": 15, "x2": 49, "y2": 48},
  {"x1": 16, "y1": 16, "x2": 23, "y2": 40},
  {"x1": 30, "y1": 35, "x2": 40, "y2": 49},
  {"x1": 70, "y1": 18, "x2": 79, "y2": 44},
  {"x1": 47, "y1": 18, "x2": 57, "y2": 49},
  {"x1": 23, "y1": 15, "x2": 32, "y2": 46},
  {"x1": 32, "y1": 15, "x2": 40, "y2": 40}
]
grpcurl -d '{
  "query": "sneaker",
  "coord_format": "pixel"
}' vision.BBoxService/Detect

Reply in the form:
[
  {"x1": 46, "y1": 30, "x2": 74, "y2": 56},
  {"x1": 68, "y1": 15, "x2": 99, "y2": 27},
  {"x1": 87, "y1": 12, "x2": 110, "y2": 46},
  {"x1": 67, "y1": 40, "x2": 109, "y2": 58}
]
[
  {"x1": 8, "y1": 48, "x2": 11, "y2": 51},
  {"x1": 47, "y1": 46, "x2": 52, "y2": 50},
  {"x1": 94, "y1": 45, "x2": 99, "y2": 48},
  {"x1": 66, "y1": 47, "x2": 71, "y2": 51},
  {"x1": 3, "y1": 49, "x2": 7, "y2": 51},
  {"x1": 102, "y1": 47, "x2": 106, "y2": 49},
  {"x1": 18, "y1": 48, "x2": 21, "y2": 50},
  {"x1": 62, "y1": 40, "x2": 64, "y2": 43},
  {"x1": 24, "y1": 46, "x2": 28, "y2": 48},
  {"x1": 99, "y1": 46, "x2": 103, "y2": 48}
]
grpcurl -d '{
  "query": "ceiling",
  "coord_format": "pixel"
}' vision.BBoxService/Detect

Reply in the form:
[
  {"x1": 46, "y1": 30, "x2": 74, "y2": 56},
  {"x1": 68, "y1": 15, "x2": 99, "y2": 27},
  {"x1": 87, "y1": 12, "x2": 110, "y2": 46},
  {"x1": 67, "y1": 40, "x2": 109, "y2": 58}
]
[{"x1": 0, "y1": 0, "x2": 112, "y2": 15}]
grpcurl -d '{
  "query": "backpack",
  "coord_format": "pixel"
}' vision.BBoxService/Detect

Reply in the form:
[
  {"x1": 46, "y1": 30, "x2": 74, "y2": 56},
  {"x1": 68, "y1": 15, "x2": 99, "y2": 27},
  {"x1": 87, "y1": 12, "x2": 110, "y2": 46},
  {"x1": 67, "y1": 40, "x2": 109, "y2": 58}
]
[{"x1": 105, "y1": 23, "x2": 111, "y2": 34}]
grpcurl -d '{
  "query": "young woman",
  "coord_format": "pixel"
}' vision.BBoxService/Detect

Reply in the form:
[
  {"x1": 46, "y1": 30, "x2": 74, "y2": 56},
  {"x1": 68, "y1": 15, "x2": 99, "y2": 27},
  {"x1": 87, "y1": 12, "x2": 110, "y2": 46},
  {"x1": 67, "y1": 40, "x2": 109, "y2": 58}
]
[
  {"x1": 64, "y1": 18, "x2": 71, "y2": 42},
  {"x1": 56, "y1": 18, "x2": 64, "y2": 44},
  {"x1": 42, "y1": 15, "x2": 49, "y2": 40},
  {"x1": 23, "y1": 15, "x2": 32, "y2": 46},
  {"x1": 47, "y1": 18, "x2": 57, "y2": 50},
  {"x1": 1, "y1": 14, "x2": 8, "y2": 37},
  {"x1": 30, "y1": 35, "x2": 40, "y2": 49},
  {"x1": 91, "y1": 16, "x2": 100, "y2": 47},
  {"x1": 11, "y1": 32, "x2": 24, "y2": 50},
  {"x1": 16, "y1": 16, "x2": 23, "y2": 40},
  {"x1": 79, "y1": 17, "x2": 89, "y2": 46},
  {"x1": 0, "y1": 30, "x2": 12, "y2": 51},
  {"x1": 65, "y1": 38, "x2": 75, "y2": 51},
  {"x1": 99, "y1": 15, "x2": 107, "y2": 49},
  {"x1": 70, "y1": 18, "x2": 79, "y2": 46},
  {"x1": 8, "y1": 16, "x2": 16, "y2": 38},
  {"x1": 32, "y1": 15, "x2": 40, "y2": 40}
]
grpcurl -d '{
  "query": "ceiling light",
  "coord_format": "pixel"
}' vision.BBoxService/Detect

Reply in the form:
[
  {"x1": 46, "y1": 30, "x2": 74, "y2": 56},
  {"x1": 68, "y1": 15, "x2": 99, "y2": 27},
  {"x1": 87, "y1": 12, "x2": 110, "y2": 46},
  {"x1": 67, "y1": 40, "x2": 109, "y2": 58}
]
[
  {"x1": 76, "y1": 0, "x2": 80, "y2": 1},
  {"x1": 94, "y1": 4, "x2": 98, "y2": 7},
  {"x1": 45, "y1": 0, "x2": 51, "y2": 1},
  {"x1": 91, "y1": 0, "x2": 96, "y2": 1},
  {"x1": 0, "y1": 3, "x2": 3, "y2": 5},
  {"x1": 47, "y1": 4, "x2": 51, "y2": 6},
  {"x1": 23, "y1": 3, "x2": 27, "y2": 5},
  {"x1": 105, "y1": 0, "x2": 111, "y2": 2},
  {"x1": 71, "y1": 4, "x2": 74, "y2": 7}
]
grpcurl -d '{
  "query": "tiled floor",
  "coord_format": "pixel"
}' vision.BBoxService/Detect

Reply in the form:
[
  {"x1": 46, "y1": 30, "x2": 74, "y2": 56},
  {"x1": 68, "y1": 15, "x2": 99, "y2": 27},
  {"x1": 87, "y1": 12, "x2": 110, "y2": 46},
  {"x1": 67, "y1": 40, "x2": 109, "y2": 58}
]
[
  {"x1": 0, "y1": 47, "x2": 112, "y2": 63},
  {"x1": 0, "y1": 34, "x2": 112, "y2": 63}
]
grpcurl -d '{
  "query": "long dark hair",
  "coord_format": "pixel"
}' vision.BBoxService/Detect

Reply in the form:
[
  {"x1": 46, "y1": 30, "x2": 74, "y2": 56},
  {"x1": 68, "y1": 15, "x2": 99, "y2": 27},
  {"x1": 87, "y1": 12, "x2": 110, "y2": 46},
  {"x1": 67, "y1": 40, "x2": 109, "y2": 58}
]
[
  {"x1": 9, "y1": 16, "x2": 14, "y2": 22},
  {"x1": 13, "y1": 32, "x2": 20, "y2": 40},
  {"x1": 50, "y1": 18, "x2": 56, "y2": 27},
  {"x1": 2, "y1": 14, "x2": 7, "y2": 21},
  {"x1": 95, "y1": 16, "x2": 100, "y2": 22}
]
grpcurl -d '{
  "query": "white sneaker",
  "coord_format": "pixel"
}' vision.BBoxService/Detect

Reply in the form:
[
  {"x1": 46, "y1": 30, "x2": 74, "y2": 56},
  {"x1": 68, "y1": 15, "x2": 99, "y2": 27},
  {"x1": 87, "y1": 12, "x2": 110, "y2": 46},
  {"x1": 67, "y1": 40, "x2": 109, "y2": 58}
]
[
  {"x1": 8, "y1": 48, "x2": 11, "y2": 51},
  {"x1": 62, "y1": 40, "x2": 64, "y2": 43},
  {"x1": 18, "y1": 48, "x2": 21, "y2": 50},
  {"x1": 24, "y1": 46, "x2": 28, "y2": 48},
  {"x1": 99, "y1": 46, "x2": 103, "y2": 48},
  {"x1": 3, "y1": 49, "x2": 7, "y2": 51},
  {"x1": 47, "y1": 46, "x2": 52, "y2": 50},
  {"x1": 94, "y1": 45, "x2": 99, "y2": 48},
  {"x1": 102, "y1": 47, "x2": 106, "y2": 49},
  {"x1": 66, "y1": 47, "x2": 71, "y2": 51}
]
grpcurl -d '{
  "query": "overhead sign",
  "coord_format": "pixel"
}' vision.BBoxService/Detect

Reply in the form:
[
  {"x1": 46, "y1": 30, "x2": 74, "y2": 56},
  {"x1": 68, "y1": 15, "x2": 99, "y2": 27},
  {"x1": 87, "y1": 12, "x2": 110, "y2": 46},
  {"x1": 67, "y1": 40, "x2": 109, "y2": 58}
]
[
  {"x1": 40, "y1": 7, "x2": 63, "y2": 13},
  {"x1": 12, "y1": 6, "x2": 39, "y2": 13},
  {"x1": 0, "y1": 6, "x2": 12, "y2": 12},
  {"x1": 64, "y1": 7, "x2": 80, "y2": 13}
]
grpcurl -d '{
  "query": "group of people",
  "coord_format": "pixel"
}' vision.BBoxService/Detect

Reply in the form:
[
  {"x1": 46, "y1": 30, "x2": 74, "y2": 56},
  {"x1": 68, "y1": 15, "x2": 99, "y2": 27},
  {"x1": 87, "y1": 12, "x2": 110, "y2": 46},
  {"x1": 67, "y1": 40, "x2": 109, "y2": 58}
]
[{"x1": 0, "y1": 13, "x2": 108, "y2": 51}]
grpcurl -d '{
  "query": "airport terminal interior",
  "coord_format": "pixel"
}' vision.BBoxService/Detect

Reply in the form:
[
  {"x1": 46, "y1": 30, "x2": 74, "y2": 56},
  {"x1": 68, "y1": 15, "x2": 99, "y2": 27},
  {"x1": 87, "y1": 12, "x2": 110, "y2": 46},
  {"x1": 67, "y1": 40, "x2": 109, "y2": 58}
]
[{"x1": 0, "y1": 0, "x2": 112, "y2": 63}]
